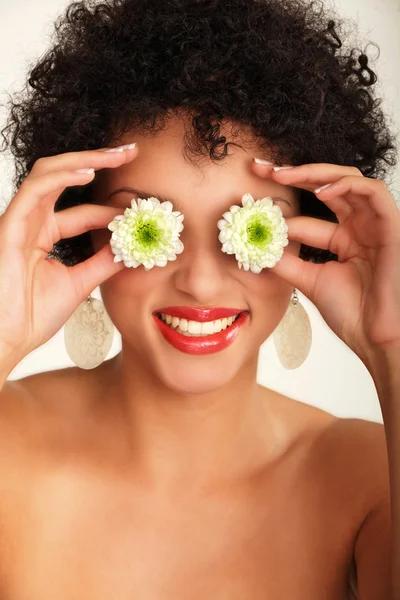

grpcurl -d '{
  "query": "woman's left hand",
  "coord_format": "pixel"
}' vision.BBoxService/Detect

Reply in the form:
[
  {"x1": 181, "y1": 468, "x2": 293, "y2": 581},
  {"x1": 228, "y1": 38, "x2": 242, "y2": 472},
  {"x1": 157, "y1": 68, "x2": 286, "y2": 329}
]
[{"x1": 252, "y1": 161, "x2": 400, "y2": 368}]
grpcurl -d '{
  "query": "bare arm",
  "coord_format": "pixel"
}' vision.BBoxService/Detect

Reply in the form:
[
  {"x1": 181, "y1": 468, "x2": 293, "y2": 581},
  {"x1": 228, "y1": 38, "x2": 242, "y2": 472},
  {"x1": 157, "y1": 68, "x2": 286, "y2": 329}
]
[{"x1": 359, "y1": 343, "x2": 400, "y2": 600}]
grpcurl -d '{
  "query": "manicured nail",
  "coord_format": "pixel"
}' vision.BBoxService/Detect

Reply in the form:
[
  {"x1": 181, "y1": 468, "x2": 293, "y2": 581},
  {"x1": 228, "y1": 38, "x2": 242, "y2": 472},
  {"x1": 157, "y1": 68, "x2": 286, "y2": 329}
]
[
  {"x1": 75, "y1": 168, "x2": 95, "y2": 174},
  {"x1": 273, "y1": 166, "x2": 294, "y2": 171},
  {"x1": 105, "y1": 143, "x2": 136, "y2": 153},
  {"x1": 253, "y1": 158, "x2": 274, "y2": 165},
  {"x1": 314, "y1": 183, "x2": 332, "y2": 194},
  {"x1": 105, "y1": 147, "x2": 124, "y2": 153}
]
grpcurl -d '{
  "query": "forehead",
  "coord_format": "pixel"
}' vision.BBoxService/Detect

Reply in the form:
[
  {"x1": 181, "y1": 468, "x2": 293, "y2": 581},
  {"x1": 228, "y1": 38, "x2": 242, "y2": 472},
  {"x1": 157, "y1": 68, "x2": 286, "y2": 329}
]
[{"x1": 96, "y1": 115, "x2": 300, "y2": 214}]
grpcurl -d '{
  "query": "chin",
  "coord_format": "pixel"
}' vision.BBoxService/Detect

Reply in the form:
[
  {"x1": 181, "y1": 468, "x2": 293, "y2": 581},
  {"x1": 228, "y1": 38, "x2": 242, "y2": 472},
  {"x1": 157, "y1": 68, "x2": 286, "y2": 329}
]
[
  {"x1": 146, "y1": 325, "x2": 258, "y2": 395},
  {"x1": 153, "y1": 356, "x2": 244, "y2": 396},
  {"x1": 117, "y1": 308, "x2": 261, "y2": 395}
]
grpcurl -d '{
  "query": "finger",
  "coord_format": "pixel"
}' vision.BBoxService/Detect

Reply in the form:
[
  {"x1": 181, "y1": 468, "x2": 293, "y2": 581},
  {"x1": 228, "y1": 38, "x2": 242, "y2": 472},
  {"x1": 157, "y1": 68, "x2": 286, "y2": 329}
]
[
  {"x1": 29, "y1": 144, "x2": 138, "y2": 177},
  {"x1": 54, "y1": 204, "x2": 124, "y2": 240},
  {"x1": 286, "y1": 216, "x2": 338, "y2": 251},
  {"x1": 315, "y1": 176, "x2": 400, "y2": 225},
  {"x1": 252, "y1": 160, "x2": 363, "y2": 193},
  {"x1": 252, "y1": 160, "x2": 358, "y2": 221},
  {"x1": 268, "y1": 249, "x2": 324, "y2": 300},
  {"x1": 1, "y1": 169, "x2": 96, "y2": 227},
  {"x1": 68, "y1": 240, "x2": 125, "y2": 299},
  {"x1": 311, "y1": 194, "x2": 353, "y2": 223}
]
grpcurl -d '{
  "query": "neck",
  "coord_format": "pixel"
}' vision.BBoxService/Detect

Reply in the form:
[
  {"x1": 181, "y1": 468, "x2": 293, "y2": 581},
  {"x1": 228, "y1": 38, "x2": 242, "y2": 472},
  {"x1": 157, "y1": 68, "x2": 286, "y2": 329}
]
[{"x1": 100, "y1": 348, "x2": 283, "y2": 489}]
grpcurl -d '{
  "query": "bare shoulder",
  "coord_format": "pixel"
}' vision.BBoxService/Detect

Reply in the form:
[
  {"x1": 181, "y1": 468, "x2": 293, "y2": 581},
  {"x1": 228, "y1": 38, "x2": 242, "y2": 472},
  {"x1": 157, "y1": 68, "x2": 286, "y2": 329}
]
[
  {"x1": 273, "y1": 389, "x2": 386, "y2": 454},
  {"x1": 1, "y1": 362, "x2": 105, "y2": 417},
  {"x1": 320, "y1": 412, "x2": 390, "y2": 514},
  {"x1": 274, "y1": 391, "x2": 390, "y2": 514},
  {"x1": 0, "y1": 365, "x2": 103, "y2": 454},
  {"x1": 6, "y1": 365, "x2": 93, "y2": 406},
  {"x1": 294, "y1": 400, "x2": 391, "y2": 596}
]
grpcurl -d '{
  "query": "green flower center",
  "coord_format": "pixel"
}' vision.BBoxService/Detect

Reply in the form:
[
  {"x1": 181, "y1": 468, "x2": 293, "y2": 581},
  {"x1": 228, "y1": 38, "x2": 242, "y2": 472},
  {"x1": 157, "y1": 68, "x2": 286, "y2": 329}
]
[
  {"x1": 246, "y1": 215, "x2": 272, "y2": 247},
  {"x1": 132, "y1": 217, "x2": 162, "y2": 249}
]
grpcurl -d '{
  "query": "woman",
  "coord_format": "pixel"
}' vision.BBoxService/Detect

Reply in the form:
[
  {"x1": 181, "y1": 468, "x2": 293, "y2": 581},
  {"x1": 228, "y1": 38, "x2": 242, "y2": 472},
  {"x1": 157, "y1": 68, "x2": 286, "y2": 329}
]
[{"x1": 0, "y1": 0, "x2": 399, "y2": 598}]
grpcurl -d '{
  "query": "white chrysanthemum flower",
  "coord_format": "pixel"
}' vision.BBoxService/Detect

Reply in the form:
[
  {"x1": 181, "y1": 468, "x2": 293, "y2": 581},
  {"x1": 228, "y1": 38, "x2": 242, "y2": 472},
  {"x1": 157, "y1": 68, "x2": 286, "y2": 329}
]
[
  {"x1": 107, "y1": 197, "x2": 184, "y2": 270},
  {"x1": 217, "y1": 193, "x2": 289, "y2": 274}
]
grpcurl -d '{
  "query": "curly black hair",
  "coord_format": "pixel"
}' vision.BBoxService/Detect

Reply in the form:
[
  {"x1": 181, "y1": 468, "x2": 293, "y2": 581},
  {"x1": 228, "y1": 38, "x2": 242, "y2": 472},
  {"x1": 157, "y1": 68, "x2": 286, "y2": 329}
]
[{"x1": 1, "y1": 0, "x2": 397, "y2": 266}]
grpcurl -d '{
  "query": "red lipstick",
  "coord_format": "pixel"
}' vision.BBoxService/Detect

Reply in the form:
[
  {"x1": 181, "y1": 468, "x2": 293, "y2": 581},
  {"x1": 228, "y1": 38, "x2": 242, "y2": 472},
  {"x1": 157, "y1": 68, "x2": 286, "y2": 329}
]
[{"x1": 153, "y1": 309, "x2": 249, "y2": 355}]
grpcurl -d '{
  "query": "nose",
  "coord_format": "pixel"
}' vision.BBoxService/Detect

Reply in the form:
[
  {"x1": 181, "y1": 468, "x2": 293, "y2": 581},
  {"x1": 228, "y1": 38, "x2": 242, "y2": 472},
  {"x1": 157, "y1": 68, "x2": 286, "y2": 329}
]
[{"x1": 173, "y1": 234, "x2": 232, "y2": 304}]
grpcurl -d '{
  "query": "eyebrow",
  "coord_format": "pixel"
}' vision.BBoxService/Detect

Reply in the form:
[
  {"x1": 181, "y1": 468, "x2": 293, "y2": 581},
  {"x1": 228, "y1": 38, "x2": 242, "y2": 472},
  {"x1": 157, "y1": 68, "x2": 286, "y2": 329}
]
[{"x1": 107, "y1": 186, "x2": 292, "y2": 208}]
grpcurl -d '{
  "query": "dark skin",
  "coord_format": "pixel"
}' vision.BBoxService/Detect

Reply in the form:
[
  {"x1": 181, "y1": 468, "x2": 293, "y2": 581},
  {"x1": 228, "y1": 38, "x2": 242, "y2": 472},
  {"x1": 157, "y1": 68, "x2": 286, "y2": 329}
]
[{"x1": 0, "y1": 116, "x2": 392, "y2": 598}]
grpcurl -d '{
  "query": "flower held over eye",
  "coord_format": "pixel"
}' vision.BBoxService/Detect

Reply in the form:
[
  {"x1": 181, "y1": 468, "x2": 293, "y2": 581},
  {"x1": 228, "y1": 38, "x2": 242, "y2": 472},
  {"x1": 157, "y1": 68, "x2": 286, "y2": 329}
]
[
  {"x1": 107, "y1": 197, "x2": 184, "y2": 270},
  {"x1": 217, "y1": 193, "x2": 289, "y2": 274}
]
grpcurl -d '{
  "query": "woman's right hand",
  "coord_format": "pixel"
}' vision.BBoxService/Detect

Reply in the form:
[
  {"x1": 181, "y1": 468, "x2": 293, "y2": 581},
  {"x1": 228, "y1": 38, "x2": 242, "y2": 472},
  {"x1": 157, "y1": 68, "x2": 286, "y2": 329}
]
[{"x1": 0, "y1": 144, "x2": 138, "y2": 369}]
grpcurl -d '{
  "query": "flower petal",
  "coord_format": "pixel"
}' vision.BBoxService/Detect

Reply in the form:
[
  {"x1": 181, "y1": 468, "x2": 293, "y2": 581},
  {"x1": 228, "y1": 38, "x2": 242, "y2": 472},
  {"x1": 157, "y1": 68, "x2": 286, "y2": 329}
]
[
  {"x1": 219, "y1": 192, "x2": 288, "y2": 274},
  {"x1": 108, "y1": 197, "x2": 185, "y2": 269}
]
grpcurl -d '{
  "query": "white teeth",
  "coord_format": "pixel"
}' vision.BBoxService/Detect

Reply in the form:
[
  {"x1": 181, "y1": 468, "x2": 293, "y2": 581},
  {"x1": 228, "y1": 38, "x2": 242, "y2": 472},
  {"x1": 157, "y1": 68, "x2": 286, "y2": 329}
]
[
  {"x1": 214, "y1": 319, "x2": 222, "y2": 333},
  {"x1": 179, "y1": 318, "x2": 188, "y2": 332},
  {"x1": 159, "y1": 312, "x2": 242, "y2": 336},
  {"x1": 188, "y1": 320, "x2": 202, "y2": 334},
  {"x1": 201, "y1": 321, "x2": 214, "y2": 335}
]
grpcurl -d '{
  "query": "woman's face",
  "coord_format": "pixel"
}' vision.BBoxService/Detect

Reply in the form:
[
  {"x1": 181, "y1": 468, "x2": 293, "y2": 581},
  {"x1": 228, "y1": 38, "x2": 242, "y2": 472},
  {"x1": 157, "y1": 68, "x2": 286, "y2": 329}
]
[{"x1": 91, "y1": 116, "x2": 301, "y2": 394}]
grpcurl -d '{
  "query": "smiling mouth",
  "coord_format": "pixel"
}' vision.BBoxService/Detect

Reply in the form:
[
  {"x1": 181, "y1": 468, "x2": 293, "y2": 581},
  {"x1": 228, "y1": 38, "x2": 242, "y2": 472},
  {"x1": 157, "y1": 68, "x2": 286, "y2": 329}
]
[{"x1": 154, "y1": 312, "x2": 244, "y2": 337}]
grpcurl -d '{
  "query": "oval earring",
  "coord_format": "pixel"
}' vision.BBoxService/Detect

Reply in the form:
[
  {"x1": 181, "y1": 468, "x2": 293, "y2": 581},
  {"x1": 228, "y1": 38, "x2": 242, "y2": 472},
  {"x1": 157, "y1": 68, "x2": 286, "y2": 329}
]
[
  {"x1": 272, "y1": 288, "x2": 312, "y2": 369},
  {"x1": 64, "y1": 295, "x2": 115, "y2": 370}
]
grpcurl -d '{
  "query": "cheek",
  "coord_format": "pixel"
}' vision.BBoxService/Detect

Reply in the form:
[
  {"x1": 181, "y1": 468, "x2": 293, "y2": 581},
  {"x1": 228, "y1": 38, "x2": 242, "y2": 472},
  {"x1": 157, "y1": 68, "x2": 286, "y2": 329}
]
[
  {"x1": 237, "y1": 237, "x2": 300, "y2": 296},
  {"x1": 102, "y1": 267, "x2": 158, "y2": 298},
  {"x1": 246, "y1": 270, "x2": 290, "y2": 302},
  {"x1": 100, "y1": 263, "x2": 167, "y2": 322},
  {"x1": 90, "y1": 229, "x2": 167, "y2": 300},
  {"x1": 239, "y1": 251, "x2": 296, "y2": 328}
]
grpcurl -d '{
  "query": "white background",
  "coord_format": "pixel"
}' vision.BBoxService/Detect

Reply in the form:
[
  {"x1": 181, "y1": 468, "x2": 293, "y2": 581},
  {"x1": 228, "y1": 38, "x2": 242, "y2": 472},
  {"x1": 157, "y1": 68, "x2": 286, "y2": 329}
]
[{"x1": 1, "y1": 0, "x2": 399, "y2": 423}]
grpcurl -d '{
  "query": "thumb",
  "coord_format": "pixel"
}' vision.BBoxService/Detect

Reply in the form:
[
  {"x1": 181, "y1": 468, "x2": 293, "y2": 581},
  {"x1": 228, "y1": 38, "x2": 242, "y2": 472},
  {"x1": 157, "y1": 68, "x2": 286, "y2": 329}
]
[
  {"x1": 269, "y1": 250, "x2": 323, "y2": 302},
  {"x1": 69, "y1": 242, "x2": 125, "y2": 298}
]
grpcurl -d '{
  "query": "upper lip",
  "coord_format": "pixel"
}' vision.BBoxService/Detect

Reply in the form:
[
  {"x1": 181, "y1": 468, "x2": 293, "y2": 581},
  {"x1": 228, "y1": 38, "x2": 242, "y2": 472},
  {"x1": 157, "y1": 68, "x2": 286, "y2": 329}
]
[{"x1": 154, "y1": 306, "x2": 247, "y2": 321}]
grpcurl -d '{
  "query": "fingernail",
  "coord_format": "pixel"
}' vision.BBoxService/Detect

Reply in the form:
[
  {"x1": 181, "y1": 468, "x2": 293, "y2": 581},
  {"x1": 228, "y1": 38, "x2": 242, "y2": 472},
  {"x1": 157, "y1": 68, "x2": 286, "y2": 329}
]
[
  {"x1": 75, "y1": 168, "x2": 95, "y2": 174},
  {"x1": 105, "y1": 143, "x2": 136, "y2": 153},
  {"x1": 314, "y1": 183, "x2": 332, "y2": 194},
  {"x1": 253, "y1": 158, "x2": 274, "y2": 165},
  {"x1": 273, "y1": 166, "x2": 294, "y2": 171}
]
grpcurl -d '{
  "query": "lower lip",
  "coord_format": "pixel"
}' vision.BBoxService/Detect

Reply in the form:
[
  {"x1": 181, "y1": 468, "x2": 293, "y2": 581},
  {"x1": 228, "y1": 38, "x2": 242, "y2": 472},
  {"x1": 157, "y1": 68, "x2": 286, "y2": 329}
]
[{"x1": 153, "y1": 313, "x2": 249, "y2": 355}]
